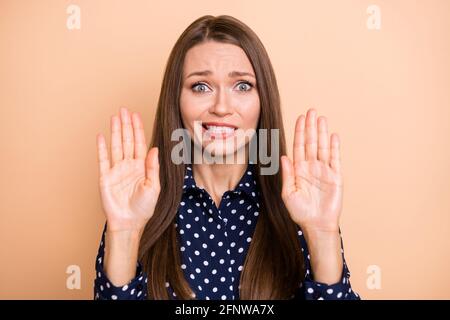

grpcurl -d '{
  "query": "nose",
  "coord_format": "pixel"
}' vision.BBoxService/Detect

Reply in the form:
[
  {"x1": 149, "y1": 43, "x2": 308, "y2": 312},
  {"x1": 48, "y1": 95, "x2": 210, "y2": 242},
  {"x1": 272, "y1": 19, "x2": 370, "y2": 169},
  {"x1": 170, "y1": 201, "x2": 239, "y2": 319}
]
[{"x1": 209, "y1": 87, "x2": 233, "y2": 117}]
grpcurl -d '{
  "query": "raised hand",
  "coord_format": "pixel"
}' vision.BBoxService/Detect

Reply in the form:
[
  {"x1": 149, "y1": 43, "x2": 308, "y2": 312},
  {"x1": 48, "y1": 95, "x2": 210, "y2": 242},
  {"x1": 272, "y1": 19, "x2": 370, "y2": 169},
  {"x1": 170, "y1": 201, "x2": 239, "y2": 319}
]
[
  {"x1": 96, "y1": 107, "x2": 160, "y2": 234},
  {"x1": 281, "y1": 108, "x2": 343, "y2": 234}
]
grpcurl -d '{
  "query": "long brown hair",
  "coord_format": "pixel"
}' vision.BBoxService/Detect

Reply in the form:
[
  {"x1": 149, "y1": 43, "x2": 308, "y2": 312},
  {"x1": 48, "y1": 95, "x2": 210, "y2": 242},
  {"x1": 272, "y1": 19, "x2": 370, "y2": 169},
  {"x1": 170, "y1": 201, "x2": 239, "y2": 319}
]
[{"x1": 139, "y1": 15, "x2": 304, "y2": 299}]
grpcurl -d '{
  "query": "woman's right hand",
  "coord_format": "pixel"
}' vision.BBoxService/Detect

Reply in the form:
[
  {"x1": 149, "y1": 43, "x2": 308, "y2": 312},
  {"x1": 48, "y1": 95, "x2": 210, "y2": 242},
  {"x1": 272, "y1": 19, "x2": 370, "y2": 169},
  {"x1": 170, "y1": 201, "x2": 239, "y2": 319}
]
[{"x1": 96, "y1": 107, "x2": 160, "y2": 235}]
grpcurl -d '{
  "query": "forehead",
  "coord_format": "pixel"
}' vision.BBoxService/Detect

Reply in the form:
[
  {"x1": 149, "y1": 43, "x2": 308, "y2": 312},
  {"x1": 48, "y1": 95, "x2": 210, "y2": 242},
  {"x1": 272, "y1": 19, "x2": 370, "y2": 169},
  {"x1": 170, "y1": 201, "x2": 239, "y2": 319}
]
[{"x1": 183, "y1": 41, "x2": 254, "y2": 76}]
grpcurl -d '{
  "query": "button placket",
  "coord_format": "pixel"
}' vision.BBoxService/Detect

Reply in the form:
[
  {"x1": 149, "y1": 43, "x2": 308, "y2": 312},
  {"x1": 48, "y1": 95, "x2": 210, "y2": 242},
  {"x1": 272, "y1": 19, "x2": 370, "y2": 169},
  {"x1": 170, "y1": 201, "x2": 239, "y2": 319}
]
[
  {"x1": 221, "y1": 194, "x2": 236, "y2": 300},
  {"x1": 174, "y1": 163, "x2": 263, "y2": 301}
]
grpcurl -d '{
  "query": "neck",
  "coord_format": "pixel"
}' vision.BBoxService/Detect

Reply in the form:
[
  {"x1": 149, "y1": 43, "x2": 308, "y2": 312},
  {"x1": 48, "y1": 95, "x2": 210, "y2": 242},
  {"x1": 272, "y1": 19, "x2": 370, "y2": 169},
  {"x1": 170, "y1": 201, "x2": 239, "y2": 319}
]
[{"x1": 192, "y1": 161, "x2": 248, "y2": 209}]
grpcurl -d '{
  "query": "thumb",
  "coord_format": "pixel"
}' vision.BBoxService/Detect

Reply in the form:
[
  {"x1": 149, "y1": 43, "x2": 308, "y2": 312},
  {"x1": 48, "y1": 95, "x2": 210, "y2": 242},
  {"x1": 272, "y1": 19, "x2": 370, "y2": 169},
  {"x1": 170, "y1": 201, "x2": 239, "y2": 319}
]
[
  {"x1": 144, "y1": 147, "x2": 160, "y2": 189},
  {"x1": 281, "y1": 155, "x2": 295, "y2": 198}
]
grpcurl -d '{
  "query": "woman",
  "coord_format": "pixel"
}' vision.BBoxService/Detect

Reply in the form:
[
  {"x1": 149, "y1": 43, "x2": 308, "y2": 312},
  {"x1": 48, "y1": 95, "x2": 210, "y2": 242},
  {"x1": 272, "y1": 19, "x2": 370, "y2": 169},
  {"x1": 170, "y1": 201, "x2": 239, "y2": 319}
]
[{"x1": 94, "y1": 15, "x2": 360, "y2": 300}]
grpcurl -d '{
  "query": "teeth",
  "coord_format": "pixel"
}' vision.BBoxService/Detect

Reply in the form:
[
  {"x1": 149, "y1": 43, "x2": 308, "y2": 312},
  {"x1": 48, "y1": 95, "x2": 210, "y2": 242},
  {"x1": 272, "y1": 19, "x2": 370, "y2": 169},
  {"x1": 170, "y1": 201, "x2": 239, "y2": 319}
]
[{"x1": 205, "y1": 125, "x2": 235, "y2": 133}]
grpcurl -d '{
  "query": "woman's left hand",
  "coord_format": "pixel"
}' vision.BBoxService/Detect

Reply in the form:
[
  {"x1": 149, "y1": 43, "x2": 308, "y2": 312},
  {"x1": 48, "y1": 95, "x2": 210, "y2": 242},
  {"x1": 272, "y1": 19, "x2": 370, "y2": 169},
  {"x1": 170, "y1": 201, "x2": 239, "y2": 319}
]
[{"x1": 281, "y1": 108, "x2": 343, "y2": 234}]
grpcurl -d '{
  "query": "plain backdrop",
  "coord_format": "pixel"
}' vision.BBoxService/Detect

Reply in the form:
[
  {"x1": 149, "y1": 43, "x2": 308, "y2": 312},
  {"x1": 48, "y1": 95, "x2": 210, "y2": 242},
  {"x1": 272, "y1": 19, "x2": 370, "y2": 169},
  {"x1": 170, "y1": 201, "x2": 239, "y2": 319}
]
[{"x1": 0, "y1": 0, "x2": 449, "y2": 299}]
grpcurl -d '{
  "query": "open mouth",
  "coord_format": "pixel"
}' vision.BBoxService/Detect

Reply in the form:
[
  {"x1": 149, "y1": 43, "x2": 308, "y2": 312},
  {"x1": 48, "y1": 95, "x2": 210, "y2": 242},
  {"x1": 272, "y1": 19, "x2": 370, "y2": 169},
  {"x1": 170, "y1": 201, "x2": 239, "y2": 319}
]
[{"x1": 201, "y1": 123, "x2": 237, "y2": 140}]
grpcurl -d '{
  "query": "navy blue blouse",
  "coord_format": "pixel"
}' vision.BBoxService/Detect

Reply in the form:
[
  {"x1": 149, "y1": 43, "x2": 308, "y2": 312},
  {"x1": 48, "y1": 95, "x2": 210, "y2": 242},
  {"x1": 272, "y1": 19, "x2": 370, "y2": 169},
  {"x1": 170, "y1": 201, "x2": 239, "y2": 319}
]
[{"x1": 94, "y1": 163, "x2": 360, "y2": 300}]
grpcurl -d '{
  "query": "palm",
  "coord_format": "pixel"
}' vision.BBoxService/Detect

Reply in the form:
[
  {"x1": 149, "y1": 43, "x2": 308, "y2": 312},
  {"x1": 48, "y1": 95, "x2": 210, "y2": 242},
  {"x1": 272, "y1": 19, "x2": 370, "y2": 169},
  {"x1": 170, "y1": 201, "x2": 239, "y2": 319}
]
[
  {"x1": 281, "y1": 109, "x2": 343, "y2": 233},
  {"x1": 99, "y1": 159, "x2": 158, "y2": 231},
  {"x1": 96, "y1": 107, "x2": 160, "y2": 233}
]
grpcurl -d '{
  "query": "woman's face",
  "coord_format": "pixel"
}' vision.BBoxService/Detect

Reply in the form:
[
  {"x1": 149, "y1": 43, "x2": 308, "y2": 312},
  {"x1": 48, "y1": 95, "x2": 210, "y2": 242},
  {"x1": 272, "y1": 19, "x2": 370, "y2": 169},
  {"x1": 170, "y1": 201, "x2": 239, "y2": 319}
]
[{"x1": 180, "y1": 41, "x2": 260, "y2": 160}]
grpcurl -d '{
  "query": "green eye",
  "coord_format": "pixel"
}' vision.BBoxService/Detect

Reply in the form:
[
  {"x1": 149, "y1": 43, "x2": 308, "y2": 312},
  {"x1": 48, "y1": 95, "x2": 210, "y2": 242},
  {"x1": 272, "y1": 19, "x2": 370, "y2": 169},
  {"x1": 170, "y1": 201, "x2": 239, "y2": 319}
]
[
  {"x1": 237, "y1": 82, "x2": 253, "y2": 91},
  {"x1": 191, "y1": 82, "x2": 210, "y2": 93},
  {"x1": 191, "y1": 81, "x2": 254, "y2": 93}
]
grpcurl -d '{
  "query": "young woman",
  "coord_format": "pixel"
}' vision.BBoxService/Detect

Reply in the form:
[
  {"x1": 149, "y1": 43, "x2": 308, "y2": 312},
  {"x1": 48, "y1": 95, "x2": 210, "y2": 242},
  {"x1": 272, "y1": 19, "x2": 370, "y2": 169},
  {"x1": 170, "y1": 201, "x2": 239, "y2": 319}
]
[{"x1": 94, "y1": 15, "x2": 360, "y2": 300}]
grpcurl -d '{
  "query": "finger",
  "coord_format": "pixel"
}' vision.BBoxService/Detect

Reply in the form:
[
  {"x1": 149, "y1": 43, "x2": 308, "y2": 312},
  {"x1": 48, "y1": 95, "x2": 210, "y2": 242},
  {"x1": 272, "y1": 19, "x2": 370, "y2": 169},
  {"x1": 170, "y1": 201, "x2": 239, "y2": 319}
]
[
  {"x1": 110, "y1": 115, "x2": 123, "y2": 166},
  {"x1": 330, "y1": 133, "x2": 341, "y2": 172},
  {"x1": 281, "y1": 155, "x2": 296, "y2": 198},
  {"x1": 145, "y1": 147, "x2": 160, "y2": 190},
  {"x1": 96, "y1": 133, "x2": 110, "y2": 176},
  {"x1": 120, "y1": 107, "x2": 134, "y2": 160},
  {"x1": 305, "y1": 108, "x2": 318, "y2": 161},
  {"x1": 317, "y1": 116, "x2": 330, "y2": 163},
  {"x1": 293, "y1": 115, "x2": 306, "y2": 164},
  {"x1": 132, "y1": 112, "x2": 147, "y2": 159}
]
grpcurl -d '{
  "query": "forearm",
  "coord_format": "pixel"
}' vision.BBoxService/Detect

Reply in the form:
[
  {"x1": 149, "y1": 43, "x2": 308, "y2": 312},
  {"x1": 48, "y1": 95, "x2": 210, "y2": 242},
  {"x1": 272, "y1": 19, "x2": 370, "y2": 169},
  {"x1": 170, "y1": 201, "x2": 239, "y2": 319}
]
[
  {"x1": 103, "y1": 229, "x2": 143, "y2": 287},
  {"x1": 302, "y1": 228, "x2": 343, "y2": 285}
]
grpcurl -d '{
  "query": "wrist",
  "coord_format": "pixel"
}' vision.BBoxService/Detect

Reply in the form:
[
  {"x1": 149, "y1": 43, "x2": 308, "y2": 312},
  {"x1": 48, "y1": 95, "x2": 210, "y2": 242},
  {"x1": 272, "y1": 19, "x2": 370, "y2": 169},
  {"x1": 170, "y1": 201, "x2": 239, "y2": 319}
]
[
  {"x1": 107, "y1": 227, "x2": 144, "y2": 239},
  {"x1": 106, "y1": 228, "x2": 143, "y2": 253},
  {"x1": 103, "y1": 229, "x2": 142, "y2": 286},
  {"x1": 302, "y1": 226, "x2": 340, "y2": 242},
  {"x1": 106, "y1": 219, "x2": 147, "y2": 238},
  {"x1": 301, "y1": 227, "x2": 343, "y2": 285}
]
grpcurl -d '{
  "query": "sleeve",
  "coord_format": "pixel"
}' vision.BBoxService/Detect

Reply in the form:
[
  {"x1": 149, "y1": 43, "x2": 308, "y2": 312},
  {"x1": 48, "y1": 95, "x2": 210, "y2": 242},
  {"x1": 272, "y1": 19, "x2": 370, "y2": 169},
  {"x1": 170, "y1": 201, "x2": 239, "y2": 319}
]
[
  {"x1": 294, "y1": 226, "x2": 361, "y2": 300},
  {"x1": 93, "y1": 222, "x2": 149, "y2": 300}
]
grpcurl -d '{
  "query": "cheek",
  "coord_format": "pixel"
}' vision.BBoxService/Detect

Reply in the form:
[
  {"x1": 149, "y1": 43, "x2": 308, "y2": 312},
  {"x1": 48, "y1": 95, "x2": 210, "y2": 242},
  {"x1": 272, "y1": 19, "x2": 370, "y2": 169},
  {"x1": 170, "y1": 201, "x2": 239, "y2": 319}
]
[
  {"x1": 180, "y1": 90, "x2": 211, "y2": 125},
  {"x1": 179, "y1": 92, "x2": 198, "y2": 128},
  {"x1": 237, "y1": 97, "x2": 260, "y2": 128}
]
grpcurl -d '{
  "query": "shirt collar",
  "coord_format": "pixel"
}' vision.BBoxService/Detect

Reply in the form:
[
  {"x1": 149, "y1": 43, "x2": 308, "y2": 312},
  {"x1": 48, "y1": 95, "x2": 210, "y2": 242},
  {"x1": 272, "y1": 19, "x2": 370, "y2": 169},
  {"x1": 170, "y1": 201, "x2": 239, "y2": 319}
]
[{"x1": 182, "y1": 163, "x2": 260, "y2": 204}]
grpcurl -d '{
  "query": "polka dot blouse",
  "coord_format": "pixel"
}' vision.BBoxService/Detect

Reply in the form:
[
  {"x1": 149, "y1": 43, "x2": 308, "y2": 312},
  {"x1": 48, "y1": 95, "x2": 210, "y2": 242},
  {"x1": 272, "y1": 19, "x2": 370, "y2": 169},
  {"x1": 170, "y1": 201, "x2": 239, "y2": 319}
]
[{"x1": 94, "y1": 163, "x2": 360, "y2": 300}]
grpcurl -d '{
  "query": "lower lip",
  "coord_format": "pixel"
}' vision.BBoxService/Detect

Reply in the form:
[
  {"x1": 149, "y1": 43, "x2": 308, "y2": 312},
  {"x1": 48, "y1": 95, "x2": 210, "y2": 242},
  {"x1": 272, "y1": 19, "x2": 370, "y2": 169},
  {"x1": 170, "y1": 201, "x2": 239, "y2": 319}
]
[{"x1": 202, "y1": 126, "x2": 236, "y2": 140}]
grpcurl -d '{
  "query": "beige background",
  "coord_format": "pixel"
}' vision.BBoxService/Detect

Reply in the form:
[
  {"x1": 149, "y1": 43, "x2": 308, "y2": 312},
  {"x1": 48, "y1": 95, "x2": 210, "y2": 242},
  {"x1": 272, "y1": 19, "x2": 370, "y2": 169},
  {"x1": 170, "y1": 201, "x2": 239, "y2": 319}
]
[{"x1": 1, "y1": 0, "x2": 449, "y2": 299}]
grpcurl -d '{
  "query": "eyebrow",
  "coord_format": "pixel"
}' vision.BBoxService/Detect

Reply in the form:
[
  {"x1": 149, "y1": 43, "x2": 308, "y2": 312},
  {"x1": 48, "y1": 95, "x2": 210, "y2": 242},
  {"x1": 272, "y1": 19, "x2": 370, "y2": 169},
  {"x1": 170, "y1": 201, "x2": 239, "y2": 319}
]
[{"x1": 186, "y1": 70, "x2": 255, "y2": 79}]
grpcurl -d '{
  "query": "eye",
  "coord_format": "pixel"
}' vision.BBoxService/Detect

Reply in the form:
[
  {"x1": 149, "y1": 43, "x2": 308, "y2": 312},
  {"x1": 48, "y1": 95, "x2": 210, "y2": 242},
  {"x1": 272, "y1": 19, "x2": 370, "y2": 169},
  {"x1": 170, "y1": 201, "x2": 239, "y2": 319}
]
[
  {"x1": 190, "y1": 81, "x2": 254, "y2": 93},
  {"x1": 191, "y1": 82, "x2": 211, "y2": 93},
  {"x1": 236, "y1": 81, "x2": 253, "y2": 92}
]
